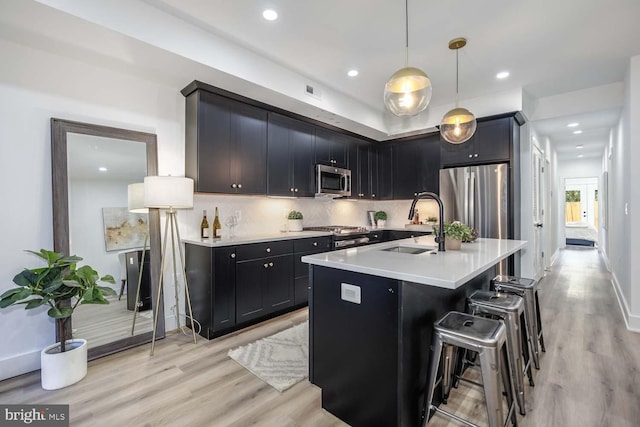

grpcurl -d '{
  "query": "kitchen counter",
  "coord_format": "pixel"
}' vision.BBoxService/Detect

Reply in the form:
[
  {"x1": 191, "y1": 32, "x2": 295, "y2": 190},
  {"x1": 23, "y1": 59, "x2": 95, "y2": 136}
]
[
  {"x1": 302, "y1": 236, "x2": 526, "y2": 289},
  {"x1": 306, "y1": 236, "x2": 527, "y2": 427},
  {"x1": 183, "y1": 230, "x2": 332, "y2": 247}
]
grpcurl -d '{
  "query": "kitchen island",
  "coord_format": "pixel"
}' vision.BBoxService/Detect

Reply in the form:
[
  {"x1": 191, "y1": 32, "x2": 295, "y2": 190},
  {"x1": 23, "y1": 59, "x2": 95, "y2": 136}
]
[{"x1": 302, "y1": 236, "x2": 527, "y2": 427}]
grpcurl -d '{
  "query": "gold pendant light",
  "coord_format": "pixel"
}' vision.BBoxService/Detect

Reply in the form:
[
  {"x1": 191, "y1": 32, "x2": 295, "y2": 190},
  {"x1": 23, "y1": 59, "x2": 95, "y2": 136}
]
[
  {"x1": 440, "y1": 37, "x2": 477, "y2": 144},
  {"x1": 383, "y1": 0, "x2": 432, "y2": 117}
]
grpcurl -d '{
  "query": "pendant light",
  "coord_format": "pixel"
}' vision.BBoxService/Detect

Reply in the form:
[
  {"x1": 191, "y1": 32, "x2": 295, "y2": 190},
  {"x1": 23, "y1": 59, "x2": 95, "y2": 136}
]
[
  {"x1": 383, "y1": 0, "x2": 432, "y2": 117},
  {"x1": 440, "y1": 37, "x2": 477, "y2": 144}
]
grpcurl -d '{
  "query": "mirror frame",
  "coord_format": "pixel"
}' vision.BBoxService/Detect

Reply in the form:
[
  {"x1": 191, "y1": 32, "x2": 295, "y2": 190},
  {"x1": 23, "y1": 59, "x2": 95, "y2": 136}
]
[{"x1": 51, "y1": 118, "x2": 164, "y2": 359}]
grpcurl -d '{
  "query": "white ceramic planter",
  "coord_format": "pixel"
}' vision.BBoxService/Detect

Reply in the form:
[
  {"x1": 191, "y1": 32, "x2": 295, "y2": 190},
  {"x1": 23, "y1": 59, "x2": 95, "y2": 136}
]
[
  {"x1": 376, "y1": 219, "x2": 386, "y2": 228},
  {"x1": 41, "y1": 339, "x2": 88, "y2": 390},
  {"x1": 288, "y1": 219, "x2": 303, "y2": 232}
]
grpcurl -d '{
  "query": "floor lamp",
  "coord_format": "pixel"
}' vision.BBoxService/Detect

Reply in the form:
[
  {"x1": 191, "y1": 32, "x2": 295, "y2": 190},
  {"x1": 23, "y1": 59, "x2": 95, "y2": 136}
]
[
  {"x1": 144, "y1": 176, "x2": 198, "y2": 355},
  {"x1": 127, "y1": 182, "x2": 149, "y2": 336}
]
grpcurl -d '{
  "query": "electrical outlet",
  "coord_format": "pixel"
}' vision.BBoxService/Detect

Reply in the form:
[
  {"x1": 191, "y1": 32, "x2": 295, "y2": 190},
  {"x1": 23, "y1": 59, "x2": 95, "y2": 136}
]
[{"x1": 235, "y1": 210, "x2": 242, "y2": 221}]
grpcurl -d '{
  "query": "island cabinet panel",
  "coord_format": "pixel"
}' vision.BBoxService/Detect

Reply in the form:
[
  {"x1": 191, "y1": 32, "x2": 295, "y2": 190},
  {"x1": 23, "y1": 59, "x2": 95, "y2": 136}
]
[
  {"x1": 267, "y1": 112, "x2": 315, "y2": 197},
  {"x1": 392, "y1": 134, "x2": 440, "y2": 199},
  {"x1": 309, "y1": 264, "x2": 497, "y2": 427},
  {"x1": 311, "y1": 267, "x2": 399, "y2": 427},
  {"x1": 185, "y1": 90, "x2": 267, "y2": 194},
  {"x1": 185, "y1": 244, "x2": 236, "y2": 339},
  {"x1": 314, "y1": 127, "x2": 348, "y2": 168},
  {"x1": 440, "y1": 117, "x2": 512, "y2": 167}
]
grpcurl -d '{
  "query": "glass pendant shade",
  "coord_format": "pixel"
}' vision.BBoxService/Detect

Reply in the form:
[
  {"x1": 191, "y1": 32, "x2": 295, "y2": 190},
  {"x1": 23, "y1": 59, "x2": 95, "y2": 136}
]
[
  {"x1": 440, "y1": 107, "x2": 477, "y2": 144},
  {"x1": 384, "y1": 67, "x2": 432, "y2": 117}
]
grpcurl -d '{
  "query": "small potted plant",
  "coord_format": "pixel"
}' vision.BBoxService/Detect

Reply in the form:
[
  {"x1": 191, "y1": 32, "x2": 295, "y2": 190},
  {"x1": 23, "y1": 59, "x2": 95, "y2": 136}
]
[
  {"x1": 287, "y1": 210, "x2": 304, "y2": 232},
  {"x1": 0, "y1": 249, "x2": 115, "y2": 390},
  {"x1": 441, "y1": 221, "x2": 473, "y2": 250},
  {"x1": 374, "y1": 211, "x2": 387, "y2": 228},
  {"x1": 426, "y1": 216, "x2": 438, "y2": 225}
]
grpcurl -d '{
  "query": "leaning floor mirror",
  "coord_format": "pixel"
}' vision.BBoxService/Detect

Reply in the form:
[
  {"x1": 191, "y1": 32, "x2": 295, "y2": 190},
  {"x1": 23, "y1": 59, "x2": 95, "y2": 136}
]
[{"x1": 51, "y1": 118, "x2": 164, "y2": 359}]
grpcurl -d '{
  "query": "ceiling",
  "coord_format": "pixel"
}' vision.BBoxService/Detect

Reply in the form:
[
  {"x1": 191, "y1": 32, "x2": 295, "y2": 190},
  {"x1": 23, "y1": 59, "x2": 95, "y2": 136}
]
[{"x1": 7, "y1": 0, "x2": 640, "y2": 159}]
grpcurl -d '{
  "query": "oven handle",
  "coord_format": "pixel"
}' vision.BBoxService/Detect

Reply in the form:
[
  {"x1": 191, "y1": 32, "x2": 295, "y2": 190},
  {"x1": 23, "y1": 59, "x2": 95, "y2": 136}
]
[
  {"x1": 334, "y1": 237, "x2": 370, "y2": 248},
  {"x1": 341, "y1": 174, "x2": 349, "y2": 192}
]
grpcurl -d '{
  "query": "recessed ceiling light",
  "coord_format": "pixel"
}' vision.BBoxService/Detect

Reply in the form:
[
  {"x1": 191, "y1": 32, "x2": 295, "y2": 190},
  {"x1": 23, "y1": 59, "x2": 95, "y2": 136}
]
[
  {"x1": 567, "y1": 122, "x2": 579, "y2": 128},
  {"x1": 577, "y1": 154, "x2": 584, "y2": 158},
  {"x1": 347, "y1": 69, "x2": 359, "y2": 77},
  {"x1": 496, "y1": 71, "x2": 510, "y2": 79},
  {"x1": 262, "y1": 9, "x2": 278, "y2": 21},
  {"x1": 573, "y1": 130, "x2": 583, "y2": 134},
  {"x1": 576, "y1": 145, "x2": 583, "y2": 149},
  {"x1": 98, "y1": 167, "x2": 107, "y2": 172}
]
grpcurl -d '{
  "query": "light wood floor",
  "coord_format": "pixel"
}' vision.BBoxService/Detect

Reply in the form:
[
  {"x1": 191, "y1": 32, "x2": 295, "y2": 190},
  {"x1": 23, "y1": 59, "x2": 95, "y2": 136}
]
[{"x1": 1, "y1": 247, "x2": 639, "y2": 426}]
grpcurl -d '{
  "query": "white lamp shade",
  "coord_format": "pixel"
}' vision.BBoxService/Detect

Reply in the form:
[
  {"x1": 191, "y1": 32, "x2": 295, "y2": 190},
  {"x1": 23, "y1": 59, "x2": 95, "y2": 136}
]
[
  {"x1": 144, "y1": 176, "x2": 194, "y2": 209},
  {"x1": 128, "y1": 183, "x2": 148, "y2": 213}
]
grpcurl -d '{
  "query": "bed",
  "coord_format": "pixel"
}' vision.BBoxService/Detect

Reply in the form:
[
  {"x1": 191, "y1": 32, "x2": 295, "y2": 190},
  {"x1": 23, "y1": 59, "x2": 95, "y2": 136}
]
[{"x1": 565, "y1": 223, "x2": 598, "y2": 247}]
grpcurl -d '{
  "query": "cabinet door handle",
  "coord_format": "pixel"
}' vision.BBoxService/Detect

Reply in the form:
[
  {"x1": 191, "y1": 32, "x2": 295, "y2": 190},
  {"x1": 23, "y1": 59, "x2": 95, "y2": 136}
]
[
  {"x1": 474, "y1": 154, "x2": 478, "y2": 157},
  {"x1": 269, "y1": 262, "x2": 274, "y2": 267},
  {"x1": 230, "y1": 253, "x2": 236, "y2": 259},
  {"x1": 290, "y1": 188, "x2": 294, "y2": 192},
  {"x1": 374, "y1": 234, "x2": 378, "y2": 238},
  {"x1": 313, "y1": 242, "x2": 318, "y2": 246},
  {"x1": 231, "y1": 183, "x2": 237, "y2": 188},
  {"x1": 294, "y1": 188, "x2": 298, "y2": 192},
  {"x1": 468, "y1": 154, "x2": 473, "y2": 158},
  {"x1": 264, "y1": 263, "x2": 269, "y2": 268},
  {"x1": 372, "y1": 194, "x2": 376, "y2": 198},
  {"x1": 266, "y1": 247, "x2": 271, "y2": 253},
  {"x1": 238, "y1": 183, "x2": 242, "y2": 189}
]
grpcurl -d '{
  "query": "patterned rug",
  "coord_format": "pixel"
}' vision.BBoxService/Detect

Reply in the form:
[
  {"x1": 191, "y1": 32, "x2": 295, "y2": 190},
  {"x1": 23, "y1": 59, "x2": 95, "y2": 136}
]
[{"x1": 228, "y1": 321, "x2": 309, "y2": 392}]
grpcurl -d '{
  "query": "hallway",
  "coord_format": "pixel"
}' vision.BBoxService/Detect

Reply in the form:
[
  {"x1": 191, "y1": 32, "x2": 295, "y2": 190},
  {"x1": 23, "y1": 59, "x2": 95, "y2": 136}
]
[{"x1": 520, "y1": 247, "x2": 640, "y2": 426}]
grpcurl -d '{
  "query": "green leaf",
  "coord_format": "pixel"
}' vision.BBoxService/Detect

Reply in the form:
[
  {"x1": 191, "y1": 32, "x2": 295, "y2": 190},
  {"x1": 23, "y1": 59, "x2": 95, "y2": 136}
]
[
  {"x1": 98, "y1": 286, "x2": 117, "y2": 297},
  {"x1": 83, "y1": 287, "x2": 95, "y2": 302},
  {"x1": 12, "y1": 270, "x2": 37, "y2": 287},
  {"x1": 1, "y1": 288, "x2": 23, "y2": 299},
  {"x1": 42, "y1": 277, "x2": 64, "y2": 293},
  {"x1": 100, "y1": 274, "x2": 116, "y2": 284},
  {"x1": 62, "y1": 279, "x2": 82, "y2": 288},
  {"x1": 47, "y1": 306, "x2": 72, "y2": 319},
  {"x1": 24, "y1": 299, "x2": 46, "y2": 309},
  {"x1": 0, "y1": 298, "x2": 16, "y2": 308},
  {"x1": 12, "y1": 287, "x2": 32, "y2": 301}
]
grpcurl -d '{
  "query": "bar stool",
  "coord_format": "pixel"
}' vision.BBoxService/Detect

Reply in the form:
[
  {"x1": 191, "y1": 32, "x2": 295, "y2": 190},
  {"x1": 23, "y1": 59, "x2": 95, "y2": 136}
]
[
  {"x1": 491, "y1": 275, "x2": 546, "y2": 370},
  {"x1": 468, "y1": 290, "x2": 535, "y2": 416},
  {"x1": 423, "y1": 311, "x2": 518, "y2": 427}
]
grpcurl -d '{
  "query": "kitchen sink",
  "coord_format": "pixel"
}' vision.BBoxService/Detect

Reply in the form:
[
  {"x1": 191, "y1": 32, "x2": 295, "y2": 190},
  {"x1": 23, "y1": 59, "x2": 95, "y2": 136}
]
[{"x1": 381, "y1": 246, "x2": 434, "y2": 255}]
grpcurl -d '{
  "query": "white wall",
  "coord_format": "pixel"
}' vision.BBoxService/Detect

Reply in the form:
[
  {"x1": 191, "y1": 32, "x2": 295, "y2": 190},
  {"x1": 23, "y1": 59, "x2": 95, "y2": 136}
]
[{"x1": 0, "y1": 37, "x2": 184, "y2": 380}]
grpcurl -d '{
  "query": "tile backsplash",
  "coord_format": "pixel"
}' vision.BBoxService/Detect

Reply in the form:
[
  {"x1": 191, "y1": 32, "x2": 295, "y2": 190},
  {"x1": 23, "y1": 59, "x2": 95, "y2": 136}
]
[{"x1": 178, "y1": 194, "x2": 440, "y2": 239}]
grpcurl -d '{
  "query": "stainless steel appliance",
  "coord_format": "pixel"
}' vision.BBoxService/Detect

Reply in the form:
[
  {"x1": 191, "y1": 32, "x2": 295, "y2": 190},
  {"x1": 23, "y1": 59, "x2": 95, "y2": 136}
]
[
  {"x1": 316, "y1": 165, "x2": 351, "y2": 197},
  {"x1": 303, "y1": 225, "x2": 369, "y2": 248},
  {"x1": 439, "y1": 164, "x2": 509, "y2": 239}
]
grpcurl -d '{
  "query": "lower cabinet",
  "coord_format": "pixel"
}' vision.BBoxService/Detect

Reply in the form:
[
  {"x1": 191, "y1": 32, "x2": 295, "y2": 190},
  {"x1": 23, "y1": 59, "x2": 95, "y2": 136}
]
[{"x1": 186, "y1": 236, "x2": 330, "y2": 339}]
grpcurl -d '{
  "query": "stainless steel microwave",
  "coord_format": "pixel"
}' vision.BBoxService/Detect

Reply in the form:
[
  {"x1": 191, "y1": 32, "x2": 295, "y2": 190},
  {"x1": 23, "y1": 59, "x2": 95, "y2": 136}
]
[{"x1": 316, "y1": 164, "x2": 351, "y2": 197}]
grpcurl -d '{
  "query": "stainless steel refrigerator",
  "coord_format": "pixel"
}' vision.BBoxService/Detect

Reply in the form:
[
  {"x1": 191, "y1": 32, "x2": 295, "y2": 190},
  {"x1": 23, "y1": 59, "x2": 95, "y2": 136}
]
[{"x1": 439, "y1": 163, "x2": 510, "y2": 240}]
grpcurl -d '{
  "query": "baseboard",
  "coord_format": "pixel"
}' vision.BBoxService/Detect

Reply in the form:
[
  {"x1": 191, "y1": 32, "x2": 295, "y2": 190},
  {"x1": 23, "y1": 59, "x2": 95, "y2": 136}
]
[
  {"x1": 549, "y1": 248, "x2": 560, "y2": 267},
  {"x1": 600, "y1": 248, "x2": 611, "y2": 271},
  {"x1": 0, "y1": 349, "x2": 40, "y2": 381},
  {"x1": 610, "y1": 273, "x2": 640, "y2": 333}
]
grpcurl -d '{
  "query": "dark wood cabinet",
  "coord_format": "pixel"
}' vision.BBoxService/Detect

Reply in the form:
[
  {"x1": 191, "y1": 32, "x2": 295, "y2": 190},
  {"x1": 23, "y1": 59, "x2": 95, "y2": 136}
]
[
  {"x1": 348, "y1": 139, "x2": 373, "y2": 199},
  {"x1": 374, "y1": 144, "x2": 394, "y2": 200},
  {"x1": 392, "y1": 134, "x2": 440, "y2": 199},
  {"x1": 185, "y1": 90, "x2": 267, "y2": 194},
  {"x1": 293, "y1": 236, "x2": 332, "y2": 305},
  {"x1": 185, "y1": 245, "x2": 236, "y2": 339},
  {"x1": 441, "y1": 117, "x2": 512, "y2": 167},
  {"x1": 125, "y1": 250, "x2": 151, "y2": 312},
  {"x1": 267, "y1": 113, "x2": 315, "y2": 197},
  {"x1": 315, "y1": 127, "x2": 348, "y2": 168}
]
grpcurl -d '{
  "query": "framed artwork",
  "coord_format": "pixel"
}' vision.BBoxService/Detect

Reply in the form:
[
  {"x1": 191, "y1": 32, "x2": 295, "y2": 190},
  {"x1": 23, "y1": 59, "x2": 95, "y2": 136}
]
[{"x1": 102, "y1": 207, "x2": 149, "y2": 252}]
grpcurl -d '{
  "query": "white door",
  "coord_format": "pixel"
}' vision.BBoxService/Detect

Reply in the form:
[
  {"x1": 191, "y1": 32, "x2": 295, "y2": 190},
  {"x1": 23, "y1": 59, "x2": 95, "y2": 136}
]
[
  {"x1": 565, "y1": 177, "x2": 598, "y2": 227},
  {"x1": 532, "y1": 146, "x2": 545, "y2": 280}
]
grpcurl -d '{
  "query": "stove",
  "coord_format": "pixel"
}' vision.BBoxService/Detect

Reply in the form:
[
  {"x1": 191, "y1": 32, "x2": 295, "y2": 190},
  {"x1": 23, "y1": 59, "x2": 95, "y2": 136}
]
[{"x1": 304, "y1": 225, "x2": 370, "y2": 249}]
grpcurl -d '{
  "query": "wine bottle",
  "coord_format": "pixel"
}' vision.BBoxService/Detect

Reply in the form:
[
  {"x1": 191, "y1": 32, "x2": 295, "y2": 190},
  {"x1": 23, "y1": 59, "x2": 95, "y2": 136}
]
[
  {"x1": 213, "y1": 207, "x2": 222, "y2": 238},
  {"x1": 200, "y1": 210, "x2": 210, "y2": 239}
]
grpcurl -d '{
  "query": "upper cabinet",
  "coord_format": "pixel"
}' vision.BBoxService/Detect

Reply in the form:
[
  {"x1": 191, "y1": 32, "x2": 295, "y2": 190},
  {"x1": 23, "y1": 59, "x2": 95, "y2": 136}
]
[
  {"x1": 440, "y1": 117, "x2": 512, "y2": 167},
  {"x1": 267, "y1": 113, "x2": 315, "y2": 197},
  {"x1": 185, "y1": 90, "x2": 267, "y2": 194},
  {"x1": 314, "y1": 127, "x2": 348, "y2": 168},
  {"x1": 392, "y1": 134, "x2": 440, "y2": 199}
]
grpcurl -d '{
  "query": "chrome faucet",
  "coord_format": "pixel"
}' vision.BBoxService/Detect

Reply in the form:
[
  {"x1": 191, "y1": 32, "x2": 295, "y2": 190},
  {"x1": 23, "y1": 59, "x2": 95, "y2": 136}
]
[{"x1": 408, "y1": 192, "x2": 445, "y2": 251}]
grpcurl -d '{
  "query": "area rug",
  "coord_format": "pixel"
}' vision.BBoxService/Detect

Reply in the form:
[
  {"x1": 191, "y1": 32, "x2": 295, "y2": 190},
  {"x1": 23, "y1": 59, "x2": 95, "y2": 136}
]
[{"x1": 228, "y1": 321, "x2": 308, "y2": 392}]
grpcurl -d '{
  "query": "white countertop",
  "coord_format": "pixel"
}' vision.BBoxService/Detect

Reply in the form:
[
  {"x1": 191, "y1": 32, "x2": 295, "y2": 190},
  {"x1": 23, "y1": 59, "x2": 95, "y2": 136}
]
[
  {"x1": 183, "y1": 230, "x2": 333, "y2": 247},
  {"x1": 301, "y1": 236, "x2": 527, "y2": 289}
]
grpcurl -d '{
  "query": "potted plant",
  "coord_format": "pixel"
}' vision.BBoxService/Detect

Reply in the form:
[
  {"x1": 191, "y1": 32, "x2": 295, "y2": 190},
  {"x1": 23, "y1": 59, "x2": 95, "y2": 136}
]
[
  {"x1": 287, "y1": 210, "x2": 304, "y2": 232},
  {"x1": 426, "y1": 216, "x2": 438, "y2": 225},
  {"x1": 441, "y1": 221, "x2": 473, "y2": 250},
  {"x1": 0, "y1": 249, "x2": 115, "y2": 390},
  {"x1": 374, "y1": 211, "x2": 387, "y2": 228}
]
